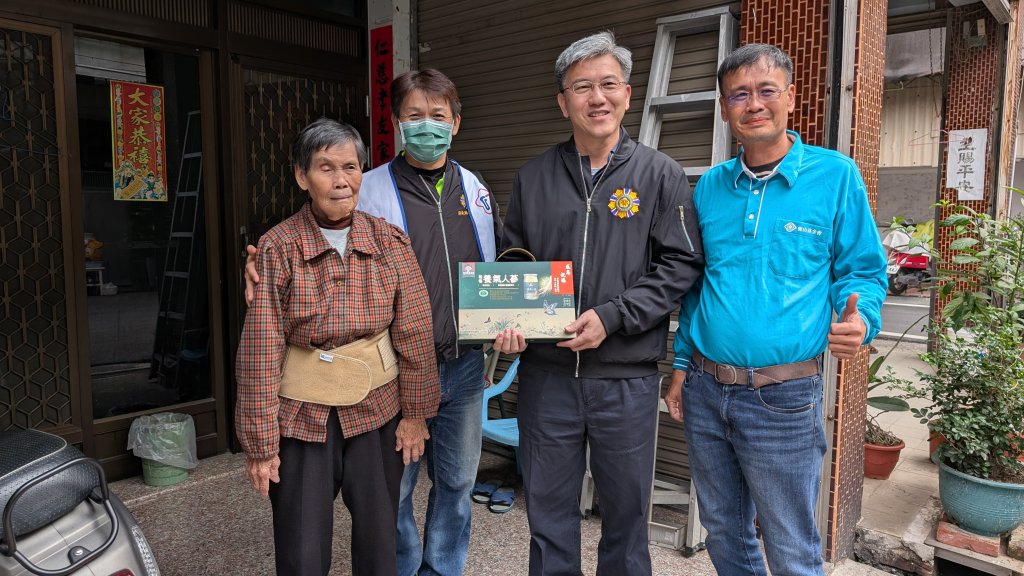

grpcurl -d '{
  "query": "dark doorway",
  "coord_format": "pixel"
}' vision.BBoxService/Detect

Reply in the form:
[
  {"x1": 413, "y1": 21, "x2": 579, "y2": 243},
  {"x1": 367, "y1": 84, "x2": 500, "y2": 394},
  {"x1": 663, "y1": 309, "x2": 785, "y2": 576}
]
[{"x1": 75, "y1": 39, "x2": 211, "y2": 419}]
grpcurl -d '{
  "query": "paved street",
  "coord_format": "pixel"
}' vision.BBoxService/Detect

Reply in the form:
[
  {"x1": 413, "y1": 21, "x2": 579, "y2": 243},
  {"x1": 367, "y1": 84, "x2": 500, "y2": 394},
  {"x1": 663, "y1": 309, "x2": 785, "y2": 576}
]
[{"x1": 879, "y1": 294, "x2": 930, "y2": 342}]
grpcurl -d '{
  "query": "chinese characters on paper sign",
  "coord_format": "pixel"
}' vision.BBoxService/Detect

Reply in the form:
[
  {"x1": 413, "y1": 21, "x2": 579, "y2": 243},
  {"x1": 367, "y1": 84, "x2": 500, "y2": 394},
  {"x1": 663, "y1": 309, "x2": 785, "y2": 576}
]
[
  {"x1": 945, "y1": 128, "x2": 987, "y2": 201},
  {"x1": 110, "y1": 80, "x2": 168, "y2": 202}
]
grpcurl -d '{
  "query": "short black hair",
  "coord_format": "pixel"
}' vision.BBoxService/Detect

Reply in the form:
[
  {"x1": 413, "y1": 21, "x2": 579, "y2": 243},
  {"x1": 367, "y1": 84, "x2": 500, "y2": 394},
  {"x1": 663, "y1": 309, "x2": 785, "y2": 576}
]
[
  {"x1": 717, "y1": 43, "x2": 793, "y2": 93},
  {"x1": 391, "y1": 69, "x2": 462, "y2": 118}
]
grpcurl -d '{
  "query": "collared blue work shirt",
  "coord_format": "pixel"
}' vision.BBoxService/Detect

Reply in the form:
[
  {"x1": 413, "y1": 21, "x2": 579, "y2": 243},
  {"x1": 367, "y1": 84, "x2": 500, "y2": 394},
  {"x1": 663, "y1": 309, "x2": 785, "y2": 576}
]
[{"x1": 674, "y1": 131, "x2": 887, "y2": 370}]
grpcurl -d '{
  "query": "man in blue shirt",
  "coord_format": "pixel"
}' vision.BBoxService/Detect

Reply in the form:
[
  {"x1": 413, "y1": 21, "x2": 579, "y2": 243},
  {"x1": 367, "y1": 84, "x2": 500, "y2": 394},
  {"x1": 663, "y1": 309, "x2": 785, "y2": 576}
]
[{"x1": 664, "y1": 44, "x2": 887, "y2": 576}]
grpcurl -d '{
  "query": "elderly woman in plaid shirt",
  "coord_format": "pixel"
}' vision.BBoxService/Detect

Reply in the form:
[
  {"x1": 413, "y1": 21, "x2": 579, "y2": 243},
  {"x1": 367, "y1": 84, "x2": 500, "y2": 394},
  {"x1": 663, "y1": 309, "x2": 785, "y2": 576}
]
[{"x1": 236, "y1": 118, "x2": 440, "y2": 576}]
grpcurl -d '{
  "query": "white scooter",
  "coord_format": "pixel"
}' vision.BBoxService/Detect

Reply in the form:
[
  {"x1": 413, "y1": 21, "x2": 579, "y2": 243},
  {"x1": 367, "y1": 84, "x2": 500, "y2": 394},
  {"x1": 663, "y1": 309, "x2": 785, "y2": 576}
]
[{"x1": 0, "y1": 429, "x2": 160, "y2": 576}]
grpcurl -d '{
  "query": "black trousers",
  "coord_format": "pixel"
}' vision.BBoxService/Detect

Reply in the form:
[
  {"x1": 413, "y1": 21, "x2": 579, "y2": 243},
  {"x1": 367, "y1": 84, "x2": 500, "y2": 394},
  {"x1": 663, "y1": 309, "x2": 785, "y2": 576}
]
[
  {"x1": 517, "y1": 365, "x2": 660, "y2": 576},
  {"x1": 269, "y1": 409, "x2": 404, "y2": 576}
]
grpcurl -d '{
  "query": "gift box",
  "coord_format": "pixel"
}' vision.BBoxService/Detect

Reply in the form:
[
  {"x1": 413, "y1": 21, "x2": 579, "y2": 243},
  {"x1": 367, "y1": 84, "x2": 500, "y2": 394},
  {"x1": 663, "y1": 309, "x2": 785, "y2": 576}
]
[{"x1": 458, "y1": 261, "x2": 576, "y2": 343}]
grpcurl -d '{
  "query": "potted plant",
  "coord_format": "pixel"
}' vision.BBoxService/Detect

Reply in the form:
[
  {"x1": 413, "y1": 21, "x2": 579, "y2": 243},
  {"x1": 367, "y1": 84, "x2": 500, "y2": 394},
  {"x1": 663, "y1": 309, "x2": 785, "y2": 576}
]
[
  {"x1": 863, "y1": 391, "x2": 908, "y2": 480},
  {"x1": 888, "y1": 197, "x2": 1024, "y2": 536},
  {"x1": 864, "y1": 340, "x2": 913, "y2": 480}
]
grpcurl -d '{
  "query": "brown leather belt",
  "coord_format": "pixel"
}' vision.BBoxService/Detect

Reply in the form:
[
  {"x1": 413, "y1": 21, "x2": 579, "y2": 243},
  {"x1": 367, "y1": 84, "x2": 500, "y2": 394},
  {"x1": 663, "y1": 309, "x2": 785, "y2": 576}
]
[{"x1": 693, "y1": 351, "x2": 820, "y2": 389}]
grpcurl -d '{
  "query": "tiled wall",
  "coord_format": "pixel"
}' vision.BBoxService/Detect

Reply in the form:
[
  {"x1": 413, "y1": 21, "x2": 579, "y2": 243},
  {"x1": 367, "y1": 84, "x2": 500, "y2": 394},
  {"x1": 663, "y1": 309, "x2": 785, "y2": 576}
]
[
  {"x1": 934, "y1": 7, "x2": 1010, "y2": 317},
  {"x1": 850, "y1": 0, "x2": 886, "y2": 211},
  {"x1": 740, "y1": 0, "x2": 886, "y2": 561},
  {"x1": 741, "y1": 0, "x2": 832, "y2": 146}
]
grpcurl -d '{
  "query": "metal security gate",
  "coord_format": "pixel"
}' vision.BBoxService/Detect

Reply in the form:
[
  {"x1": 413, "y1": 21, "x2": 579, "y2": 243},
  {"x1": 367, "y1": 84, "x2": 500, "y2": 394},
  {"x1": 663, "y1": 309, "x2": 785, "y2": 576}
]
[
  {"x1": 0, "y1": 17, "x2": 79, "y2": 439},
  {"x1": 418, "y1": 0, "x2": 737, "y2": 214}
]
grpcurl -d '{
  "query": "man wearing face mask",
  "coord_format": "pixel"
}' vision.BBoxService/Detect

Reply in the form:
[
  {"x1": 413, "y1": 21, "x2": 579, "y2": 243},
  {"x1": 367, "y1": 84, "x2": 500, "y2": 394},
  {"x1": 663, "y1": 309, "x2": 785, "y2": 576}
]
[
  {"x1": 358, "y1": 69, "x2": 508, "y2": 576},
  {"x1": 245, "y1": 68, "x2": 507, "y2": 576}
]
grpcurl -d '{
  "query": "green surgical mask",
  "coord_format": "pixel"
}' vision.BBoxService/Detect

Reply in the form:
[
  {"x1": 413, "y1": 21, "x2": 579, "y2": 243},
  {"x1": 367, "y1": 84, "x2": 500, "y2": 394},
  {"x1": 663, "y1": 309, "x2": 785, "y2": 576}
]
[{"x1": 399, "y1": 119, "x2": 453, "y2": 164}]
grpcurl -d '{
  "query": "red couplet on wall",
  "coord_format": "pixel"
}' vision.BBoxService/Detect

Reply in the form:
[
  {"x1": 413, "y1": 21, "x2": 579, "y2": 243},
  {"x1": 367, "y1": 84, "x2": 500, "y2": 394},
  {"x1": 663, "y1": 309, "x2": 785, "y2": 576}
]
[{"x1": 369, "y1": 25, "x2": 394, "y2": 168}]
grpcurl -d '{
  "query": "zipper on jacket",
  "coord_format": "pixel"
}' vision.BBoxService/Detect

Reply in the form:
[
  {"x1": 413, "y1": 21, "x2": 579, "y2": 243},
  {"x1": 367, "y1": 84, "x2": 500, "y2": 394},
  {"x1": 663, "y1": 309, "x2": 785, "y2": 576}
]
[
  {"x1": 574, "y1": 156, "x2": 609, "y2": 377},
  {"x1": 678, "y1": 206, "x2": 695, "y2": 252},
  {"x1": 421, "y1": 174, "x2": 460, "y2": 359}
]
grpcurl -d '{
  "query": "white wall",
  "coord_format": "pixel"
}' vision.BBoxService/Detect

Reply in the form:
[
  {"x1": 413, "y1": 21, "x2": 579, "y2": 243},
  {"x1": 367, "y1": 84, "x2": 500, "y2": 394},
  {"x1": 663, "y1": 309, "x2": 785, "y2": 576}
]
[{"x1": 880, "y1": 76, "x2": 943, "y2": 167}]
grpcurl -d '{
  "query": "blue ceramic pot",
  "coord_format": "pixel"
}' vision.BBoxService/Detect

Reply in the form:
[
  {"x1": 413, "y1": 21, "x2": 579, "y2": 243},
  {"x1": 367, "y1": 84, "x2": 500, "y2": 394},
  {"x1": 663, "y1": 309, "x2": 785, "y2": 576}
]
[{"x1": 938, "y1": 460, "x2": 1024, "y2": 536}]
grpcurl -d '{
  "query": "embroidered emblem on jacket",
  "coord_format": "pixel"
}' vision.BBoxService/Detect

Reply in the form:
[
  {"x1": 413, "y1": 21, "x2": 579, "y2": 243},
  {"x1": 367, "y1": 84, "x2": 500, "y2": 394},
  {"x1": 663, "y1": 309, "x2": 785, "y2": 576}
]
[
  {"x1": 475, "y1": 187, "x2": 492, "y2": 214},
  {"x1": 608, "y1": 188, "x2": 640, "y2": 219}
]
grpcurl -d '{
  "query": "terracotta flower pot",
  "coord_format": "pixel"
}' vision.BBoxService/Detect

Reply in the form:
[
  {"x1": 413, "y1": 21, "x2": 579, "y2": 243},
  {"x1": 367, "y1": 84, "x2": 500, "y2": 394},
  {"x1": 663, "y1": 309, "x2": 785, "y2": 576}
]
[
  {"x1": 928, "y1": 428, "x2": 947, "y2": 461},
  {"x1": 864, "y1": 441, "x2": 905, "y2": 480}
]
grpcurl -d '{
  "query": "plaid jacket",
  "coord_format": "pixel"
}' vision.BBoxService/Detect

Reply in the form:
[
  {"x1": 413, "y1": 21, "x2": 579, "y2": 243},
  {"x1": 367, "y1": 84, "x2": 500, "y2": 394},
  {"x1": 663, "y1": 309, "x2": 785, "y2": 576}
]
[{"x1": 235, "y1": 205, "x2": 440, "y2": 459}]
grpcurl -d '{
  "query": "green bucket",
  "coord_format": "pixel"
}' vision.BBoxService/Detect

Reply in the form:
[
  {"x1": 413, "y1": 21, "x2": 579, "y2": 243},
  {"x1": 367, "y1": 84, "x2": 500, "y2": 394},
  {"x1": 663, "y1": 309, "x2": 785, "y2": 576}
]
[{"x1": 141, "y1": 458, "x2": 188, "y2": 487}]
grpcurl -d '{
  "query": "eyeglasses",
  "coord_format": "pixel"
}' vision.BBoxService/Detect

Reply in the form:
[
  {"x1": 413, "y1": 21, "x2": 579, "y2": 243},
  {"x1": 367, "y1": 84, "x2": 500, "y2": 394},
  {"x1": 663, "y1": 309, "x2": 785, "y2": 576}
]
[
  {"x1": 724, "y1": 87, "x2": 787, "y2": 107},
  {"x1": 561, "y1": 79, "x2": 627, "y2": 96}
]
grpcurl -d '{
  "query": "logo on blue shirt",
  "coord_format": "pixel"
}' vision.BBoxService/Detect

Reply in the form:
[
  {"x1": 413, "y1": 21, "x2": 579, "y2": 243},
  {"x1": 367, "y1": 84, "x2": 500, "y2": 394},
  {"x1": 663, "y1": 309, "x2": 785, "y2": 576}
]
[{"x1": 785, "y1": 221, "x2": 823, "y2": 236}]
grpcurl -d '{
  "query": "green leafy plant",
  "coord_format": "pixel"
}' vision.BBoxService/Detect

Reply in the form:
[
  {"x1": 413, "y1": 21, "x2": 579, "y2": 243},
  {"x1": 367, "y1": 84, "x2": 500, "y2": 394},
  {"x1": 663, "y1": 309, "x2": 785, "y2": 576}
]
[
  {"x1": 864, "y1": 387, "x2": 906, "y2": 447},
  {"x1": 899, "y1": 323, "x2": 1024, "y2": 481},
  {"x1": 885, "y1": 215, "x2": 936, "y2": 257},
  {"x1": 885, "y1": 194, "x2": 1024, "y2": 482},
  {"x1": 937, "y1": 200, "x2": 1024, "y2": 332},
  {"x1": 864, "y1": 317, "x2": 924, "y2": 447}
]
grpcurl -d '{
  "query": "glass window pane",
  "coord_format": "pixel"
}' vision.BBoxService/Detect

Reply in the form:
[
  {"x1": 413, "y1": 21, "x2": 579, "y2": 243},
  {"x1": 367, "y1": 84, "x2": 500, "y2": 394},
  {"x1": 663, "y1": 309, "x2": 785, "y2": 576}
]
[{"x1": 76, "y1": 41, "x2": 211, "y2": 418}]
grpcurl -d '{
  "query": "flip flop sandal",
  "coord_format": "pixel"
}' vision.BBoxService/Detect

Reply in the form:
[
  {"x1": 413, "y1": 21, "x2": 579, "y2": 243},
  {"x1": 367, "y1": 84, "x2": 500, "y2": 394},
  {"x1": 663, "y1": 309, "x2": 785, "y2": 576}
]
[
  {"x1": 472, "y1": 478, "x2": 502, "y2": 504},
  {"x1": 488, "y1": 486, "x2": 516, "y2": 514}
]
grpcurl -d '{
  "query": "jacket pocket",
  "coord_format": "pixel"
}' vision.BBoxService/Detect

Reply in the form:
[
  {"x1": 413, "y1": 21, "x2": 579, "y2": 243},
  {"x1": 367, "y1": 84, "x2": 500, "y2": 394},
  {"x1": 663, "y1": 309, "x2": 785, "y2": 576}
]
[{"x1": 768, "y1": 219, "x2": 831, "y2": 279}]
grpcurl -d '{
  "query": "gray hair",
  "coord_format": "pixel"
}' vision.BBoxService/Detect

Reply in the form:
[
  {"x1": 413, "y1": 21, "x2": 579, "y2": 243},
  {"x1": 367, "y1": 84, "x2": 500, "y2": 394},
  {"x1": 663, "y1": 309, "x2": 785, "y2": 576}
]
[
  {"x1": 555, "y1": 31, "x2": 633, "y2": 92},
  {"x1": 717, "y1": 44, "x2": 793, "y2": 93},
  {"x1": 291, "y1": 118, "x2": 367, "y2": 172}
]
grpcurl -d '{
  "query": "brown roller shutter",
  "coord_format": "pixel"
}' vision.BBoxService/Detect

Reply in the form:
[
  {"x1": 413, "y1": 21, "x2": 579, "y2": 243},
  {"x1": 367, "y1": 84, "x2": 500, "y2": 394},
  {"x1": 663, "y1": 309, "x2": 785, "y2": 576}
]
[{"x1": 418, "y1": 0, "x2": 737, "y2": 484}]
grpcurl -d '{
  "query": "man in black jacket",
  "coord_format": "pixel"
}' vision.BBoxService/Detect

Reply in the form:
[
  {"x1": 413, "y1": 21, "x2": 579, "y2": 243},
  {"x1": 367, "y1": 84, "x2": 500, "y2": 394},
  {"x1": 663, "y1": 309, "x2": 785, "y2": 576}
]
[
  {"x1": 358, "y1": 70, "x2": 504, "y2": 576},
  {"x1": 494, "y1": 31, "x2": 704, "y2": 576}
]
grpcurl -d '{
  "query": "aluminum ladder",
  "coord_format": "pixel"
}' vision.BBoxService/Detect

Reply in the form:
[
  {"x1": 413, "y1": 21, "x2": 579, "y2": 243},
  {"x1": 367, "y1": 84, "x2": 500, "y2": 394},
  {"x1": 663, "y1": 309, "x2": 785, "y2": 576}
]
[{"x1": 643, "y1": 6, "x2": 737, "y2": 556}]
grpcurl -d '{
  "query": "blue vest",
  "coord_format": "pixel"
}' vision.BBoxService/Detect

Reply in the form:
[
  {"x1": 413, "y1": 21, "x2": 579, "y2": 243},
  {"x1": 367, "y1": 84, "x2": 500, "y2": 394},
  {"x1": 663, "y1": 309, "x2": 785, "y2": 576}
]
[{"x1": 360, "y1": 160, "x2": 496, "y2": 262}]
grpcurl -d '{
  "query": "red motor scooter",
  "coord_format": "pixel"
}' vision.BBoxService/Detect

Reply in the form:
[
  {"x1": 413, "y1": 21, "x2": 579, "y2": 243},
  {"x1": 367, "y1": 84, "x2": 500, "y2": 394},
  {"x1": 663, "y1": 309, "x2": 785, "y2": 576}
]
[{"x1": 882, "y1": 225, "x2": 933, "y2": 295}]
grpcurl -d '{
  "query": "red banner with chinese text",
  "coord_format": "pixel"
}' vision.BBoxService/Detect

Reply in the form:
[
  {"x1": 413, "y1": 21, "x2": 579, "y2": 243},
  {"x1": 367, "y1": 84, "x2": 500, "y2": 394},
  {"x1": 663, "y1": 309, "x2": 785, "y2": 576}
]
[
  {"x1": 370, "y1": 25, "x2": 395, "y2": 168},
  {"x1": 110, "y1": 80, "x2": 168, "y2": 201}
]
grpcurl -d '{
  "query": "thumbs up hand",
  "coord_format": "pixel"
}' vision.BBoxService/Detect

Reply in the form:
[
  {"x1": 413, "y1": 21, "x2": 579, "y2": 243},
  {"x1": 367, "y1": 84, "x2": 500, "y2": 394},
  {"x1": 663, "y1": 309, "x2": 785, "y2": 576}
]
[{"x1": 828, "y1": 293, "x2": 866, "y2": 359}]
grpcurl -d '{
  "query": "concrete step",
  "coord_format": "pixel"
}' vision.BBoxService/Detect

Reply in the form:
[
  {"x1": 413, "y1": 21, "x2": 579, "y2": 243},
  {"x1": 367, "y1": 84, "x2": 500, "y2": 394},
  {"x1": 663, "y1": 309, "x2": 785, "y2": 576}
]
[
  {"x1": 855, "y1": 496, "x2": 942, "y2": 576},
  {"x1": 829, "y1": 558, "x2": 907, "y2": 576}
]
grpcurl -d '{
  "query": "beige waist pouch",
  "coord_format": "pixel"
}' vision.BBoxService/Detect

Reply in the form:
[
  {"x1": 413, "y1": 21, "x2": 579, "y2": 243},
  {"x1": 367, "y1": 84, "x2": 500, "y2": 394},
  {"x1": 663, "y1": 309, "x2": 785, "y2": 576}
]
[{"x1": 279, "y1": 329, "x2": 399, "y2": 406}]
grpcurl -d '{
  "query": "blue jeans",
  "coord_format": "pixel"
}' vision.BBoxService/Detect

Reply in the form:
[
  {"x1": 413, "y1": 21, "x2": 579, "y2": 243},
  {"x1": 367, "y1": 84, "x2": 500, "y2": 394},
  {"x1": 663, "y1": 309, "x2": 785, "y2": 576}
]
[
  {"x1": 397, "y1": 348, "x2": 485, "y2": 576},
  {"x1": 683, "y1": 365, "x2": 827, "y2": 576}
]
